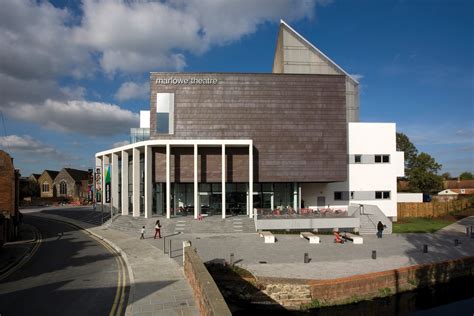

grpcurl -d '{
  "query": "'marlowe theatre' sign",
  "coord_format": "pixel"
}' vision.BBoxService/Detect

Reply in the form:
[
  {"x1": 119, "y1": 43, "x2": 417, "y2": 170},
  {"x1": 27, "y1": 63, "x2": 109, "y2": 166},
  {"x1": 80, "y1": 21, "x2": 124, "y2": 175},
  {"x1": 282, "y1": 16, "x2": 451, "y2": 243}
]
[{"x1": 155, "y1": 77, "x2": 218, "y2": 85}]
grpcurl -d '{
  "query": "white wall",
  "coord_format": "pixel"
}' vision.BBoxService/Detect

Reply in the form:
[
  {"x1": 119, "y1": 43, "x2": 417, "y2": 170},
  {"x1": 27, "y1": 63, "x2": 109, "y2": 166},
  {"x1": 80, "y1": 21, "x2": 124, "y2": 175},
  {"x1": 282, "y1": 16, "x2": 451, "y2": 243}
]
[
  {"x1": 348, "y1": 123, "x2": 404, "y2": 217},
  {"x1": 397, "y1": 193, "x2": 423, "y2": 203},
  {"x1": 139, "y1": 111, "x2": 150, "y2": 128}
]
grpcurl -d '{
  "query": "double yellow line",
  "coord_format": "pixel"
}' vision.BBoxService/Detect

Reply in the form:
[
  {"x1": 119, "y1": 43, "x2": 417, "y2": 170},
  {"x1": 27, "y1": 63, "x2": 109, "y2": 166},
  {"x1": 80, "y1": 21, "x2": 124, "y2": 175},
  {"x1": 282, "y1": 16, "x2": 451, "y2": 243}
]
[
  {"x1": 89, "y1": 233, "x2": 127, "y2": 316},
  {"x1": 0, "y1": 226, "x2": 42, "y2": 282},
  {"x1": 26, "y1": 216, "x2": 128, "y2": 316}
]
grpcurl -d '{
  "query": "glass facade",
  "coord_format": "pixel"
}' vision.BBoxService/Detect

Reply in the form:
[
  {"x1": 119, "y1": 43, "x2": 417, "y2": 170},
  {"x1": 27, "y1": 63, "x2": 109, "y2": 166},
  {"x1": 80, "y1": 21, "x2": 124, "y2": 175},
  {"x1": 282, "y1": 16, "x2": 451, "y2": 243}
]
[{"x1": 130, "y1": 128, "x2": 150, "y2": 143}]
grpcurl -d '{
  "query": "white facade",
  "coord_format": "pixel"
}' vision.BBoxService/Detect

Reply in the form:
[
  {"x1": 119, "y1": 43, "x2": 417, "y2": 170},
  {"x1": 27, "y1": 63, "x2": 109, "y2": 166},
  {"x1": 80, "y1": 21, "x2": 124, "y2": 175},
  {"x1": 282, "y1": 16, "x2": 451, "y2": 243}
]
[
  {"x1": 302, "y1": 123, "x2": 404, "y2": 219},
  {"x1": 139, "y1": 111, "x2": 150, "y2": 128}
]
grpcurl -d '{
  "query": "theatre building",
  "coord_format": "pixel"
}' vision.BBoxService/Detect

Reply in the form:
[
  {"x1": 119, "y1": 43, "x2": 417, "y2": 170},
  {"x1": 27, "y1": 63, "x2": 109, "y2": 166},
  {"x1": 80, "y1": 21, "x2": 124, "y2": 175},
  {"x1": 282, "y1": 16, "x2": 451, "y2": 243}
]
[{"x1": 95, "y1": 21, "x2": 404, "y2": 233}]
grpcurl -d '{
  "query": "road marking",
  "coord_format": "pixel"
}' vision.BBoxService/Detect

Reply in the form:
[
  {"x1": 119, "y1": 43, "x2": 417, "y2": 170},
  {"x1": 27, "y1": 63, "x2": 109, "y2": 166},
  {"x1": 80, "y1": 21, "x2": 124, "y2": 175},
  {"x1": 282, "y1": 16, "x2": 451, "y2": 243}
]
[
  {"x1": 0, "y1": 226, "x2": 42, "y2": 282},
  {"x1": 30, "y1": 216, "x2": 128, "y2": 316}
]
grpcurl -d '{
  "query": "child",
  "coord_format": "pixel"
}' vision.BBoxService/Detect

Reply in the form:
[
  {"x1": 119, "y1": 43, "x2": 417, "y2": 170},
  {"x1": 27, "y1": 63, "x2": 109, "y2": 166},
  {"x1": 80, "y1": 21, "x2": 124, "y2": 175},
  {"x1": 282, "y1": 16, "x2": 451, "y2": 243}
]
[{"x1": 140, "y1": 226, "x2": 145, "y2": 240}]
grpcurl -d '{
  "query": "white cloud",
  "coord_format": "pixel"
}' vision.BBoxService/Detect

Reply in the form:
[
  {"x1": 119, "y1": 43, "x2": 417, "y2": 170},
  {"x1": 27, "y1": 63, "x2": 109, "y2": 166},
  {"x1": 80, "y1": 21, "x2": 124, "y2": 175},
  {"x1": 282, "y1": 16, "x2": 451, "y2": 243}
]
[
  {"x1": 115, "y1": 82, "x2": 149, "y2": 101},
  {"x1": 350, "y1": 74, "x2": 363, "y2": 81},
  {"x1": 0, "y1": 135, "x2": 71, "y2": 161},
  {"x1": 112, "y1": 140, "x2": 130, "y2": 148},
  {"x1": 5, "y1": 100, "x2": 139, "y2": 136},
  {"x1": 0, "y1": 0, "x2": 319, "y2": 136}
]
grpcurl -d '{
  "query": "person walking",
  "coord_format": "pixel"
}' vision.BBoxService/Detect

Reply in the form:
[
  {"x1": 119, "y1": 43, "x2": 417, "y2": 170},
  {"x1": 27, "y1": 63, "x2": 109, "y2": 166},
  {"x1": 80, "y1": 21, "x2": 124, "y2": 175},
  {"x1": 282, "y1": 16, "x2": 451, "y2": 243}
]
[
  {"x1": 377, "y1": 221, "x2": 385, "y2": 239},
  {"x1": 154, "y1": 220, "x2": 162, "y2": 239},
  {"x1": 140, "y1": 226, "x2": 145, "y2": 240}
]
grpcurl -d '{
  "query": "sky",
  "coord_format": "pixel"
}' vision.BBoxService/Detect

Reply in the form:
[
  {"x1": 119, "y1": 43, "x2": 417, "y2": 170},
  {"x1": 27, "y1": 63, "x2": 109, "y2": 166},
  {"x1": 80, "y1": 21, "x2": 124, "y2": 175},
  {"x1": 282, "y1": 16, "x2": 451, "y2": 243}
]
[{"x1": 0, "y1": 0, "x2": 472, "y2": 177}]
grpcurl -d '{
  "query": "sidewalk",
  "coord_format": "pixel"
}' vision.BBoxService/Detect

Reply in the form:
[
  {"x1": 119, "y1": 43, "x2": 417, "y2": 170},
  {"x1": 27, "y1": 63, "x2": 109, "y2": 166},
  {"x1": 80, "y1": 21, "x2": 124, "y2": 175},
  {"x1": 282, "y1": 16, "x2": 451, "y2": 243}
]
[{"x1": 33, "y1": 212, "x2": 199, "y2": 316}]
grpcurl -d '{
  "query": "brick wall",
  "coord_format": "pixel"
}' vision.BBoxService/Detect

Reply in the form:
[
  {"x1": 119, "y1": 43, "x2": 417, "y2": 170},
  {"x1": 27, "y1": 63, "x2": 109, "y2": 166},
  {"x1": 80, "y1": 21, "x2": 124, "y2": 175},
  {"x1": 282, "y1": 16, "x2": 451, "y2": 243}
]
[
  {"x1": 183, "y1": 246, "x2": 231, "y2": 316},
  {"x1": 252, "y1": 256, "x2": 474, "y2": 308}
]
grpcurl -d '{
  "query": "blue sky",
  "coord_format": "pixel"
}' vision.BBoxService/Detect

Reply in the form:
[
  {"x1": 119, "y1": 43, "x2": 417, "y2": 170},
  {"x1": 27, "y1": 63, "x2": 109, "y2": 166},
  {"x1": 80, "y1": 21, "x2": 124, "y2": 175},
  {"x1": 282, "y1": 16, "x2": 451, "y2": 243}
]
[{"x1": 0, "y1": 0, "x2": 472, "y2": 177}]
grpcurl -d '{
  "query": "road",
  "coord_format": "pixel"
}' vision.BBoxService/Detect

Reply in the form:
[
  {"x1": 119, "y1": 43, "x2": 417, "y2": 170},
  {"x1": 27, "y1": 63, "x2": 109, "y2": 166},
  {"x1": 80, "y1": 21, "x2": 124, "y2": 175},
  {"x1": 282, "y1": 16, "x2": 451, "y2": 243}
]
[{"x1": 0, "y1": 214, "x2": 128, "y2": 316}]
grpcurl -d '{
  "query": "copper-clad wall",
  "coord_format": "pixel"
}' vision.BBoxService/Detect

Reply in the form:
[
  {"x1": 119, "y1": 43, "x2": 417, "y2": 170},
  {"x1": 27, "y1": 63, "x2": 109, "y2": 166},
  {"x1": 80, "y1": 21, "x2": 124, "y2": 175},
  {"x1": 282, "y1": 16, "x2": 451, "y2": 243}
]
[{"x1": 150, "y1": 73, "x2": 347, "y2": 183}]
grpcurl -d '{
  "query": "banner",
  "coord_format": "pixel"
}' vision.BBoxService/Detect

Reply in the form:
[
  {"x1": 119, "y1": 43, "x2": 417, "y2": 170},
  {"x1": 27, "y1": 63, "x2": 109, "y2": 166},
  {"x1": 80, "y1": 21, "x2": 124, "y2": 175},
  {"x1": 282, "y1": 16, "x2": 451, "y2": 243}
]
[
  {"x1": 95, "y1": 167, "x2": 102, "y2": 203},
  {"x1": 105, "y1": 165, "x2": 111, "y2": 203}
]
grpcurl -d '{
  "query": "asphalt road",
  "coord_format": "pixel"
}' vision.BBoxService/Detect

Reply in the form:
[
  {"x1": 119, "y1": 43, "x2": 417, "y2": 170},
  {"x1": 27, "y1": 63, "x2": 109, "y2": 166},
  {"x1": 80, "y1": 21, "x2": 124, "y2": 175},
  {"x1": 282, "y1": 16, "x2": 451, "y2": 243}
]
[{"x1": 0, "y1": 215, "x2": 128, "y2": 316}]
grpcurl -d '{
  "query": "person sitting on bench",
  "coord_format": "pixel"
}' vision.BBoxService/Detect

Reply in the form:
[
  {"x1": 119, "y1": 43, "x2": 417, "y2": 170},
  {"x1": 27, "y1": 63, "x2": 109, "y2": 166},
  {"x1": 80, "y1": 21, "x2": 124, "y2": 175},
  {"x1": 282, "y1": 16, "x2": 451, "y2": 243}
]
[{"x1": 334, "y1": 231, "x2": 344, "y2": 244}]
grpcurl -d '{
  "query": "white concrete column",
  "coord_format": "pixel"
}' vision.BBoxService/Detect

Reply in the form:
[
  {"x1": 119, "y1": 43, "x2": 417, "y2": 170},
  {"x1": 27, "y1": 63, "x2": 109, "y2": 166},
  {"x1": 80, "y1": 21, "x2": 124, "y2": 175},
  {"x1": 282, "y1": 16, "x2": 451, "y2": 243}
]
[
  {"x1": 298, "y1": 184, "x2": 302, "y2": 211},
  {"x1": 249, "y1": 144, "x2": 253, "y2": 218},
  {"x1": 271, "y1": 193, "x2": 274, "y2": 211},
  {"x1": 246, "y1": 184, "x2": 249, "y2": 215},
  {"x1": 132, "y1": 147, "x2": 140, "y2": 217},
  {"x1": 121, "y1": 151, "x2": 129, "y2": 215},
  {"x1": 144, "y1": 145, "x2": 152, "y2": 218},
  {"x1": 194, "y1": 144, "x2": 198, "y2": 219},
  {"x1": 111, "y1": 152, "x2": 119, "y2": 213},
  {"x1": 221, "y1": 144, "x2": 226, "y2": 219},
  {"x1": 166, "y1": 144, "x2": 171, "y2": 219}
]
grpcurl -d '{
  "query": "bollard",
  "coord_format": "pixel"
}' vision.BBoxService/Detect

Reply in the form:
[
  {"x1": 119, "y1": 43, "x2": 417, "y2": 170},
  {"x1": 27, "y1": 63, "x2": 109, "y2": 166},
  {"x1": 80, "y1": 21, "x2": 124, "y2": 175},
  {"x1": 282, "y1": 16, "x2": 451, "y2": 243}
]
[
  {"x1": 467, "y1": 227, "x2": 470, "y2": 237},
  {"x1": 304, "y1": 253, "x2": 309, "y2": 264},
  {"x1": 168, "y1": 239, "x2": 172, "y2": 258},
  {"x1": 455, "y1": 239, "x2": 459, "y2": 246},
  {"x1": 372, "y1": 250, "x2": 376, "y2": 260},
  {"x1": 423, "y1": 245, "x2": 428, "y2": 253},
  {"x1": 230, "y1": 253, "x2": 234, "y2": 266}
]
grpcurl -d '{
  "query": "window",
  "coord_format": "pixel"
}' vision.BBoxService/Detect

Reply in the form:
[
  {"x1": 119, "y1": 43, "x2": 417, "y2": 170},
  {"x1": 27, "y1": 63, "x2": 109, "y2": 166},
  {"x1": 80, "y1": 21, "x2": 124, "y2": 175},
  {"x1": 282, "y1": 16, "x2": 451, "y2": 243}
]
[
  {"x1": 375, "y1": 191, "x2": 391, "y2": 200},
  {"x1": 350, "y1": 191, "x2": 354, "y2": 199},
  {"x1": 42, "y1": 182, "x2": 49, "y2": 192},
  {"x1": 60, "y1": 181, "x2": 67, "y2": 195},
  {"x1": 334, "y1": 191, "x2": 343, "y2": 200},
  {"x1": 375, "y1": 155, "x2": 390, "y2": 163},
  {"x1": 355, "y1": 155, "x2": 362, "y2": 163},
  {"x1": 156, "y1": 93, "x2": 174, "y2": 134},
  {"x1": 156, "y1": 113, "x2": 169, "y2": 134}
]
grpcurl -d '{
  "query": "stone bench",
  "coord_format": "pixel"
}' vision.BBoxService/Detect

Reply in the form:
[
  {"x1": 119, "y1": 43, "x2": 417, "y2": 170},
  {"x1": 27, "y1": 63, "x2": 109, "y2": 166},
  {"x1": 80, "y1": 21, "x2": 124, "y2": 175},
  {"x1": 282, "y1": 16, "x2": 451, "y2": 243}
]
[
  {"x1": 300, "y1": 232, "x2": 320, "y2": 244},
  {"x1": 259, "y1": 231, "x2": 275, "y2": 243},
  {"x1": 343, "y1": 232, "x2": 363, "y2": 244}
]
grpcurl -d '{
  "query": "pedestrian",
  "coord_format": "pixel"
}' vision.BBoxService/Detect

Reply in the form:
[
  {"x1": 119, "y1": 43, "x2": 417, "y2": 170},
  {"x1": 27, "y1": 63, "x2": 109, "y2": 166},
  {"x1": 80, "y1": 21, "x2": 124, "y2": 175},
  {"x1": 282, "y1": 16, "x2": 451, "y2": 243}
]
[
  {"x1": 154, "y1": 220, "x2": 162, "y2": 239},
  {"x1": 377, "y1": 221, "x2": 385, "y2": 239},
  {"x1": 140, "y1": 226, "x2": 145, "y2": 240}
]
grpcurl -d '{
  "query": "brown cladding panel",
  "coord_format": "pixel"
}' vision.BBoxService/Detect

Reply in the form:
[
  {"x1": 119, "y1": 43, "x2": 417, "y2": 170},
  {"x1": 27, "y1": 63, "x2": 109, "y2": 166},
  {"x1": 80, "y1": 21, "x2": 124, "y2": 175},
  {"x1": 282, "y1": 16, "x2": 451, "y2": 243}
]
[{"x1": 150, "y1": 73, "x2": 347, "y2": 182}]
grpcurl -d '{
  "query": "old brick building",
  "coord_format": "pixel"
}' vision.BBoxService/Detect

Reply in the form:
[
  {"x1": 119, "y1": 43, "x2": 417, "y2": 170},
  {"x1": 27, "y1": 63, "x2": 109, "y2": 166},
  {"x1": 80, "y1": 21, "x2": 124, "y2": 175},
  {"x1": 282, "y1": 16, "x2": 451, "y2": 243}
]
[
  {"x1": 38, "y1": 170, "x2": 59, "y2": 198},
  {"x1": 0, "y1": 150, "x2": 20, "y2": 246},
  {"x1": 54, "y1": 168, "x2": 90, "y2": 201}
]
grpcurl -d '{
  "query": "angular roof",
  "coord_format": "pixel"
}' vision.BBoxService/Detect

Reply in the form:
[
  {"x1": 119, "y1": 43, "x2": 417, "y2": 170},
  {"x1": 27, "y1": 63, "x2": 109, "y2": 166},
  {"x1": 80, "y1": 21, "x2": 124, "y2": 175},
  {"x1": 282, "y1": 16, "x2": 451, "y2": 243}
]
[
  {"x1": 42, "y1": 170, "x2": 60, "y2": 180},
  {"x1": 30, "y1": 173, "x2": 41, "y2": 180},
  {"x1": 63, "y1": 168, "x2": 90, "y2": 182},
  {"x1": 273, "y1": 20, "x2": 358, "y2": 84}
]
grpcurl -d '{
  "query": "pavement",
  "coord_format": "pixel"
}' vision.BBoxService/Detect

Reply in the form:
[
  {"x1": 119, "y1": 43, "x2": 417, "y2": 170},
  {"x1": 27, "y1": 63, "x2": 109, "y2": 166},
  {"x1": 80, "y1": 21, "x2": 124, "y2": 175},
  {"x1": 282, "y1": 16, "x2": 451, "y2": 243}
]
[
  {"x1": 107, "y1": 213, "x2": 474, "y2": 280},
  {"x1": 26, "y1": 207, "x2": 199, "y2": 316}
]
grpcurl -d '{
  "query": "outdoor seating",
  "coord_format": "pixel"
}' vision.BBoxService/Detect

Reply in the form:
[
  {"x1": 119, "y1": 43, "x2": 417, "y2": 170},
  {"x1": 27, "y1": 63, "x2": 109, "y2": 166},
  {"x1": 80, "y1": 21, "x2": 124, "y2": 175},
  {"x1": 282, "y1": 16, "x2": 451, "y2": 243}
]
[
  {"x1": 342, "y1": 232, "x2": 363, "y2": 244},
  {"x1": 300, "y1": 232, "x2": 320, "y2": 244},
  {"x1": 259, "y1": 231, "x2": 275, "y2": 243}
]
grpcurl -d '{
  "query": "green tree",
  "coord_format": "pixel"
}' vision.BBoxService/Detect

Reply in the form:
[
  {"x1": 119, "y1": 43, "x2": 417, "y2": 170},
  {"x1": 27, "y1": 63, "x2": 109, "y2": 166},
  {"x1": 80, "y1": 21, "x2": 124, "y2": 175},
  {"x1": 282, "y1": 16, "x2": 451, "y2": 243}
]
[
  {"x1": 396, "y1": 132, "x2": 418, "y2": 172},
  {"x1": 396, "y1": 132, "x2": 443, "y2": 193},
  {"x1": 407, "y1": 152, "x2": 443, "y2": 193},
  {"x1": 459, "y1": 172, "x2": 474, "y2": 180}
]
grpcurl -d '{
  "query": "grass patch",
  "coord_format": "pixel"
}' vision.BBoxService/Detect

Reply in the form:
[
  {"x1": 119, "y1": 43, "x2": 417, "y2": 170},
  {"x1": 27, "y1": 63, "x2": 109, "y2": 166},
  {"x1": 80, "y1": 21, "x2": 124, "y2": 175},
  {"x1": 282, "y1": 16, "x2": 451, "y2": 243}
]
[{"x1": 393, "y1": 217, "x2": 455, "y2": 233}]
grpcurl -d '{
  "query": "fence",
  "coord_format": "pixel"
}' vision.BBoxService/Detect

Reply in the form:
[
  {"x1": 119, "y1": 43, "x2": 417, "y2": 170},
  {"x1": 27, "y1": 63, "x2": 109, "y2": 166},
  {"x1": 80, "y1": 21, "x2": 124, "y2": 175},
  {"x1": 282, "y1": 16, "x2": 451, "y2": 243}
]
[{"x1": 398, "y1": 198, "x2": 473, "y2": 219}]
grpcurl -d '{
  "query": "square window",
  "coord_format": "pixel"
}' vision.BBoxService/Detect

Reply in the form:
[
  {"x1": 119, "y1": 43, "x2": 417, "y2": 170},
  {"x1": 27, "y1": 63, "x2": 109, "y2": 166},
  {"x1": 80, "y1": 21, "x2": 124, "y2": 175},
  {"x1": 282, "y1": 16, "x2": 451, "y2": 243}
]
[
  {"x1": 375, "y1": 191, "x2": 382, "y2": 199},
  {"x1": 383, "y1": 155, "x2": 390, "y2": 163},
  {"x1": 375, "y1": 155, "x2": 382, "y2": 163},
  {"x1": 334, "y1": 192, "x2": 343, "y2": 200},
  {"x1": 355, "y1": 155, "x2": 362, "y2": 163},
  {"x1": 383, "y1": 191, "x2": 390, "y2": 199}
]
